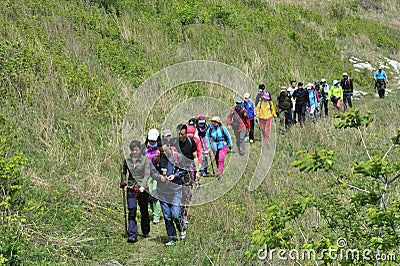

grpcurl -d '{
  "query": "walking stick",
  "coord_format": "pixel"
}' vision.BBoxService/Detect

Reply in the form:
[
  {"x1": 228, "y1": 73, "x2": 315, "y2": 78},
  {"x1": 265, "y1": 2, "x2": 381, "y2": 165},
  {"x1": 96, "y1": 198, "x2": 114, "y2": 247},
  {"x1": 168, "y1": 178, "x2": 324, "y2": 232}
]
[
  {"x1": 120, "y1": 164, "x2": 128, "y2": 237},
  {"x1": 208, "y1": 151, "x2": 215, "y2": 176}
]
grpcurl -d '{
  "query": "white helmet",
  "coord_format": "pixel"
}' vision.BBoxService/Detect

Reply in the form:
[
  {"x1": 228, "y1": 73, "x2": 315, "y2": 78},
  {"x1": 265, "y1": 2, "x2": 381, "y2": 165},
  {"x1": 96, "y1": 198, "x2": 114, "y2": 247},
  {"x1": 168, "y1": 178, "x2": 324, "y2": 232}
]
[
  {"x1": 321, "y1": 78, "x2": 326, "y2": 83},
  {"x1": 332, "y1": 80, "x2": 339, "y2": 86}
]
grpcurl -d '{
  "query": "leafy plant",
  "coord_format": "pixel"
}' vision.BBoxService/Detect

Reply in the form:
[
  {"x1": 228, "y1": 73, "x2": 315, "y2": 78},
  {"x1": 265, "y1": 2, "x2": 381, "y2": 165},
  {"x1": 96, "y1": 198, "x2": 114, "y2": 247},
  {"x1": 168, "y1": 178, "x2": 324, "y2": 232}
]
[{"x1": 249, "y1": 109, "x2": 400, "y2": 265}]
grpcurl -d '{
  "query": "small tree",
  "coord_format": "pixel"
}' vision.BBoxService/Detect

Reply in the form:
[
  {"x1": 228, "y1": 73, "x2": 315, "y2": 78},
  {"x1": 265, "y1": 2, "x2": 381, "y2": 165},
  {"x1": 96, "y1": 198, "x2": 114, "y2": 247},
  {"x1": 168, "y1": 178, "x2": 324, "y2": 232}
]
[
  {"x1": 249, "y1": 109, "x2": 400, "y2": 265},
  {"x1": 0, "y1": 113, "x2": 27, "y2": 265}
]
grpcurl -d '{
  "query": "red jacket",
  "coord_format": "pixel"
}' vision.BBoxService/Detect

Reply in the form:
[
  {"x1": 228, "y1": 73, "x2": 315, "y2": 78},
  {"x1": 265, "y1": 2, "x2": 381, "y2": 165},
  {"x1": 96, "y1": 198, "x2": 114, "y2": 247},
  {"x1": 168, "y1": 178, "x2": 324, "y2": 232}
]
[{"x1": 227, "y1": 106, "x2": 250, "y2": 131}]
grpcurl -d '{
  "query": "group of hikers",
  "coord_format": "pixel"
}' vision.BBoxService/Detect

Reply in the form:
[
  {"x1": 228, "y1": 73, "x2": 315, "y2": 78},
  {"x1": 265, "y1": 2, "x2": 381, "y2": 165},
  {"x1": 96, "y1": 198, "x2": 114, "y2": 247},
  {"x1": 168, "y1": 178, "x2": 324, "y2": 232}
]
[
  {"x1": 120, "y1": 67, "x2": 389, "y2": 246},
  {"x1": 120, "y1": 120, "x2": 234, "y2": 246}
]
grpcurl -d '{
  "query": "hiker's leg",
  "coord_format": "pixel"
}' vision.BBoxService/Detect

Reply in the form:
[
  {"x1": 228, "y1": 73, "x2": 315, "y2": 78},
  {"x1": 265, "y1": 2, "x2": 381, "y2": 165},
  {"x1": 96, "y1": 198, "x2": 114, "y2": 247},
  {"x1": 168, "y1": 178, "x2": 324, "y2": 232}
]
[
  {"x1": 138, "y1": 191, "x2": 150, "y2": 235},
  {"x1": 278, "y1": 109, "x2": 285, "y2": 133},
  {"x1": 160, "y1": 201, "x2": 177, "y2": 241},
  {"x1": 234, "y1": 130, "x2": 240, "y2": 150},
  {"x1": 239, "y1": 129, "x2": 246, "y2": 153},
  {"x1": 171, "y1": 202, "x2": 185, "y2": 233},
  {"x1": 148, "y1": 179, "x2": 161, "y2": 220},
  {"x1": 347, "y1": 93, "x2": 353, "y2": 108},
  {"x1": 127, "y1": 189, "x2": 138, "y2": 238},
  {"x1": 259, "y1": 118, "x2": 266, "y2": 140},
  {"x1": 181, "y1": 184, "x2": 191, "y2": 222},
  {"x1": 336, "y1": 99, "x2": 341, "y2": 113},
  {"x1": 265, "y1": 117, "x2": 272, "y2": 141},
  {"x1": 216, "y1": 146, "x2": 227, "y2": 175},
  {"x1": 249, "y1": 119, "x2": 255, "y2": 141}
]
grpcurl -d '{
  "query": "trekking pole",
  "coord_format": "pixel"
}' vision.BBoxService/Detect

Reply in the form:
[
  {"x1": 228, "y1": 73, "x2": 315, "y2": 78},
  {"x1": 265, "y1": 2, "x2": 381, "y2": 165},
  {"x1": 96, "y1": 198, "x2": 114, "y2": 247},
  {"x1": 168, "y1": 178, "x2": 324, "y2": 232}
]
[
  {"x1": 120, "y1": 164, "x2": 128, "y2": 237},
  {"x1": 208, "y1": 151, "x2": 215, "y2": 176}
]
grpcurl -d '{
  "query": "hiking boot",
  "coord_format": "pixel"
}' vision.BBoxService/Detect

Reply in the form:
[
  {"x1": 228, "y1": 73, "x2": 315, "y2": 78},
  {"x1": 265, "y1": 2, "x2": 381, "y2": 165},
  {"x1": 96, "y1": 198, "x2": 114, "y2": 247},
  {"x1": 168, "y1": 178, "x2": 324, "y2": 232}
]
[
  {"x1": 153, "y1": 218, "x2": 160, "y2": 224},
  {"x1": 180, "y1": 231, "x2": 186, "y2": 240},
  {"x1": 127, "y1": 237, "x2": 137, "y2": 243},
  {"x1": 244, "y1": 137, "x2": 249, "y2": 142},
  {"x1": 249, "y1": 139, "x2": 254, "y2": 143},
  {"x1": 217, "y1": 174, "x2": 223, "y2": 180},
  {"x1": 239, "y1": 151, "x2": 245, "y2": 156},
  {"x1": 142, "y1": 233, "x2": 150, "y2": 238},
  {"x1": 165, "y1": 240, "x2": 177, "y2": 247}
]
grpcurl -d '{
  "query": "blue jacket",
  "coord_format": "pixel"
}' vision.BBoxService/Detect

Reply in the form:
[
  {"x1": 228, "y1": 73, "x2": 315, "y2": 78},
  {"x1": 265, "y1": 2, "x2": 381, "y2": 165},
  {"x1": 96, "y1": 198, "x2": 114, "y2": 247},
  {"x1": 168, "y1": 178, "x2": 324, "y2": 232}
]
[
  {"x1": 150, "y1": 151, "x2": 187, "y2": 204},
  {"x1": 374, "y1": 70, "x2": 387, "y2": 80},
  {"x1": 242, "y1": 100, "x2": 256, "y2": 118},
  {"x1": 205, "y1": 125, "x2": 233, "y2": 151},
  {"x1": 308, "y1": 89, "x2": 319, "y2": 108}
]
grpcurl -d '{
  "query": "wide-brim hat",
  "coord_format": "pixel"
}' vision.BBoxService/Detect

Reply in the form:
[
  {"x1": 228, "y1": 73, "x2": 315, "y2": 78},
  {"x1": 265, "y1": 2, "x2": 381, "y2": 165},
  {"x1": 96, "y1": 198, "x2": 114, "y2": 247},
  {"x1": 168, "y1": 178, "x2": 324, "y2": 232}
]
[
  {"x1": 262, "y1": 93, "x2": 270, "y2": 100},
  {"x1": 211, "y1": 116, "x2": 222, "y2": 124}
]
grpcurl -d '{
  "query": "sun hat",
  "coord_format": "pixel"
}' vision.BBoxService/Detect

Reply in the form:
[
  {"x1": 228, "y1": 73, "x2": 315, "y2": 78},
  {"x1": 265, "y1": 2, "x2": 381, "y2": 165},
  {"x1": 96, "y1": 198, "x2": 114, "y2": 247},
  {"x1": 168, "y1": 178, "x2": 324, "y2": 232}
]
[
  {"x1": 262, "y1": 93, "x2": 270, "y2": 100},
  {"x1": 211, "y1": 116, "x2": 222, "y2": 124}
]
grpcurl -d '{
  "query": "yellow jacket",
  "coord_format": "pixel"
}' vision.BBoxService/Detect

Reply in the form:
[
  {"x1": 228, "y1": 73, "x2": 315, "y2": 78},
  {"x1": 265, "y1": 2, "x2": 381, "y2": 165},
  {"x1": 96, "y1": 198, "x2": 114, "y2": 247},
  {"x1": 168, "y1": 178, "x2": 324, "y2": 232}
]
[
  {"x1": 256, "y1": 100, "x2": 277, "y2": 119},
  {"x1": 328, "y1": 85, "x2": 343, "y2": 99}
]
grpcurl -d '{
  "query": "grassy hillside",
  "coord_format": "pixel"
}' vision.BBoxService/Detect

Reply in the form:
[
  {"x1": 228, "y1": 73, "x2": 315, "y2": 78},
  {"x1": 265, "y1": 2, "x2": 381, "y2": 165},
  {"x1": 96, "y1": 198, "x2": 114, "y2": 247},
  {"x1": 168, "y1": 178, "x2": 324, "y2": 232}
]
[{"x1": 1, "y1": 0, "x2": 400, "y2": 265}]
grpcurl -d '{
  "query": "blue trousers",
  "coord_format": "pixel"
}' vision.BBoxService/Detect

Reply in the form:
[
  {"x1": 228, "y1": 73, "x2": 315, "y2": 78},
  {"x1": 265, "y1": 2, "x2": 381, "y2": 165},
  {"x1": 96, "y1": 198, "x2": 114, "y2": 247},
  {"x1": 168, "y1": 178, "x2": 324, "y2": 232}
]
[{"x1": 160, "y1": 200, "x2": 185, "y2": 241}]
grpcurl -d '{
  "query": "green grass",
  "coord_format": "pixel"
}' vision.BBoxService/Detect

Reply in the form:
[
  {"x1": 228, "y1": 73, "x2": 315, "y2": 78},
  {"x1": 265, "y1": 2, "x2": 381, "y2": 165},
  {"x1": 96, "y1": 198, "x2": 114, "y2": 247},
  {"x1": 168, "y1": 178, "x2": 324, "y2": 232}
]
[{"x1": 1, "y1": 0, "x2": 400, "y2": 265}]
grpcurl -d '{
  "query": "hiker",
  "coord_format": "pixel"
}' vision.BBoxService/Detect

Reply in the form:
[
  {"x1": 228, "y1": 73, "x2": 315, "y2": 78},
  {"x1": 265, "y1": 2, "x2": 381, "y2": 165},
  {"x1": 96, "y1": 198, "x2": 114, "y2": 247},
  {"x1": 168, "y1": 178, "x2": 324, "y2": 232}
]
[
  {"x1": 144, "y1": 128, "x2": 162, "y2": 225},
  {"x1": 255, "y1": 84, "x2": 267, "y2": 107},
  {"x1": 187, "y1": 119, "x2": 203, "y2": 188},
  {"x1": 314, "y1": 80, "x2": 321, "y2": 121},
  {"x1": 256, "y1": 93, "x2": 277, "y2": 142},
  {"x1": 162, "y1": 129, "x2": 173, "y2": 142},
  {"x1": 328, "y1": 80, "x2": 343, "y2": 114},
  {"x1": 306, "y1": 83, "x2": 319, "y2": 123},
  {"x1": 292, "y1": 82, "x2": 309, "y2": 128},
  {"x1": 276, "y1": 86, "x2": 292, "y2": 135},
  {"x1": 374, "y1": 65, "x2": 388, "y2": 99},
  {"x1": 187, "y1": 118, "x2": 203, "y2": 170},
  {"x1": 287, "y1": 80, "x2": 297, "y2": 125},
  {"x1": 121, "y1": 140, "x2": 150, "y2": 243},
  {"x1": 227, "y1": 98, "x2": 249, "y2": 156},
  {"x1": 340, "y1": 72, "x2": 353, "y2": 111},
  {"x1": 150, "y1": 138, "x2": 187, "y2": 246},
  {"x1": 176, "y1": 124, "x2": 200, "y2": 224},
  {"x1": 320, "y1": 78, "x2": 330, "y2": 117},
  {"x1": 196, "y1": 115, "x2": 210, "y2": 176},
  {"x1": 242, "y1": 92, "x2": 256, "y2": 143},
  {"x1": 205, "y1": 116, "x2": 233, "y2": 179}
]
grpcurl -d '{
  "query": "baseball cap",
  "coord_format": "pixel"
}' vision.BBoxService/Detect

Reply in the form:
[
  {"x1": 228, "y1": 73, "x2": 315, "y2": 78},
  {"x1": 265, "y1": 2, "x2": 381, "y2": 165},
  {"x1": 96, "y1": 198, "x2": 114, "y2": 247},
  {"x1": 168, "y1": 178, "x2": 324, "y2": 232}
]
[
  {"x1": 244, "y1": 92, "x2": 250, "y2": 99},
  {"x1": 162, "y1": 129, "x2": 172, "y2": 137},
  {"x1": 148, "y1": 128, "x2": 159, "y2": 141}
]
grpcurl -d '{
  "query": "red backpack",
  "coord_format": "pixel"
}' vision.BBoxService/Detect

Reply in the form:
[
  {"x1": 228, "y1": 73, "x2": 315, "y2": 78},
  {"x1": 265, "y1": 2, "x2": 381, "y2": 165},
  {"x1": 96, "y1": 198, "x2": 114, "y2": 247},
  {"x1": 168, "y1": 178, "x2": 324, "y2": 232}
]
[{"x1": 154, "y1": 146, "x2": 179, "y2": 168}]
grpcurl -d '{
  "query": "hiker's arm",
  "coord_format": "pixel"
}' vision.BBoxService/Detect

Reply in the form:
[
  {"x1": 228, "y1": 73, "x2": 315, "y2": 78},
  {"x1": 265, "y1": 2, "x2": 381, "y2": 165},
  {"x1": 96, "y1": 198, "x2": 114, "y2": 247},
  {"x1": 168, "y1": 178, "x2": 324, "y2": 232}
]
[
  {"x1": 193, "y1": 151, "x2": 200, "y2": 179},
  {"x1": 205, "y1": 130, "x2": 211, "y2": 150},
  {"x1": 150, "y1": 159, "x2": 163, "y2": 182},
  {"x1": 139, "y1": 159, "x2": 150, "y2": 190},
  {"x1": 226, "y1": 109, "x2": 232, "y2": 127},
  {"x1": 223, "y1": 127, "x2": 233, "y2": 147}
]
